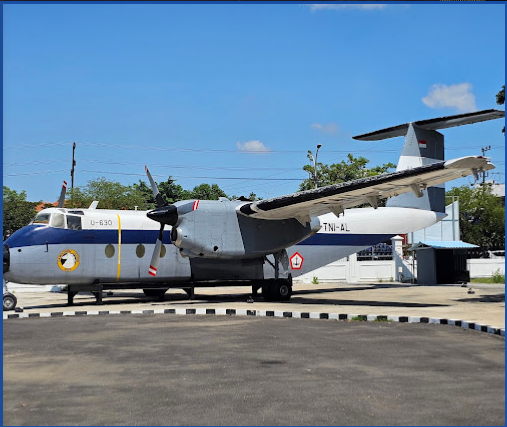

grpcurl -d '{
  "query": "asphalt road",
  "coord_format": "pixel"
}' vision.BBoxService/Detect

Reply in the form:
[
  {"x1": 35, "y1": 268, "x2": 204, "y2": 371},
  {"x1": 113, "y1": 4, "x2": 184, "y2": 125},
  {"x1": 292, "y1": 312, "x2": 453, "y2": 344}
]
[{"x1": 3, "y1": 315, "x2": 505, "y2": 426}]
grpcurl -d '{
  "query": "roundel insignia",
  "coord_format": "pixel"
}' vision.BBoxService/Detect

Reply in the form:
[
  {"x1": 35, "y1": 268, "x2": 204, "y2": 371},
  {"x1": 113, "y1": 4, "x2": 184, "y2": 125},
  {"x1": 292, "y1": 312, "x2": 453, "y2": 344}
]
[
  {"x1": 289, "y1": 252, "x2": 304, "y2": 270},
  {"x1": 57, "y1": 249, "x2": 81, "y2": 272}
]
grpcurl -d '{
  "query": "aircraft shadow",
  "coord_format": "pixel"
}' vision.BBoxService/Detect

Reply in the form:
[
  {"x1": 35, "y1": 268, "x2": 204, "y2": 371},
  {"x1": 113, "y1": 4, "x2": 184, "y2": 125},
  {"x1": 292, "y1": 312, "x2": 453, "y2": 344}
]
[
  {"x1": 21, "y1": 285, "x2": 453, "y2": 310},
  {"x1": 455, "y1": 293, "x2": 505, "y2": 303}
]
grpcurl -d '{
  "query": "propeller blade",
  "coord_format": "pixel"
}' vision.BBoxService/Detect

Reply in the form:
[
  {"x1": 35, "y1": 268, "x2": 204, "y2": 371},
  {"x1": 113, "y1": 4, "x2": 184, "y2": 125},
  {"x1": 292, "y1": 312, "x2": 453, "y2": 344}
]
[
  {"x1": 145, "y1": 165, "x2": 166, "y2": 208},
  {"x1": 149, "y1": 226, "x2": 164, "y2": 277},
  {"x1": 57, "y1": 181, "x2": 67, "y2": 208}
]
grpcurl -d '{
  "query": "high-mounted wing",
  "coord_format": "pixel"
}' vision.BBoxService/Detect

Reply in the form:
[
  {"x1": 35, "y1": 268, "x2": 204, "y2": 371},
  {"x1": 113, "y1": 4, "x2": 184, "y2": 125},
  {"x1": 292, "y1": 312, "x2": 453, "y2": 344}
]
[{"x1": 237, "y1": 156, "x2": 493, "y2": 224}]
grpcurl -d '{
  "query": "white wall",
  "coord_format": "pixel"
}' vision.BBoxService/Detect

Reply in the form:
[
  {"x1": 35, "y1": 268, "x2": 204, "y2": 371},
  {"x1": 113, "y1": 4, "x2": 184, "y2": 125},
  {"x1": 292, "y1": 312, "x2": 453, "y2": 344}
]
[
  {"x1": 468, "y1": 259, "x2": 505, "y2": 278},
  {"x1": 293, "y1": 253, "x2": 397, "y2": 283}
]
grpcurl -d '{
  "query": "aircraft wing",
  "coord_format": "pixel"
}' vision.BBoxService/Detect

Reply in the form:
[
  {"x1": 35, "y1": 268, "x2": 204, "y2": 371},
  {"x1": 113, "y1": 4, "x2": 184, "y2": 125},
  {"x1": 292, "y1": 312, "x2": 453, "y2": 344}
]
[{"x1": 237, "y1": 156, "x2": 493, "y2": 223}]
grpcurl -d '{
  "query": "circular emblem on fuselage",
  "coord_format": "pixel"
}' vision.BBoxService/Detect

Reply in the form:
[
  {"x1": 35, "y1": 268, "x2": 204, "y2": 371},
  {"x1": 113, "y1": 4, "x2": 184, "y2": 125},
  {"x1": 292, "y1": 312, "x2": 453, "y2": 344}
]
[{"x1": 57, "y1": 249, "x2": 80, "y2": 272}]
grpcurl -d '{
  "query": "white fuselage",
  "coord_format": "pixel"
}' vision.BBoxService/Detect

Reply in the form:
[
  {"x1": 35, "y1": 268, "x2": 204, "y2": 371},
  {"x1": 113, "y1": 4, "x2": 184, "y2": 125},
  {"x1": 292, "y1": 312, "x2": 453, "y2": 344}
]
[{"x1": 4, "y1": 206, "x2": 444, "y2": 286}]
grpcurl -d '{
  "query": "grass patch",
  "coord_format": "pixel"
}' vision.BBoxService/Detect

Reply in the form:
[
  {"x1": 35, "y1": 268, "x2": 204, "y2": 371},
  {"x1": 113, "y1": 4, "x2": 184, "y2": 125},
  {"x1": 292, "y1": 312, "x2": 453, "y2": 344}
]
[
  {"x1": 471, "y1": 276, "x2": 505, "y2": 284},
  {"x1": 351, "y1": 315, "x2": 368, "y2": 321}
]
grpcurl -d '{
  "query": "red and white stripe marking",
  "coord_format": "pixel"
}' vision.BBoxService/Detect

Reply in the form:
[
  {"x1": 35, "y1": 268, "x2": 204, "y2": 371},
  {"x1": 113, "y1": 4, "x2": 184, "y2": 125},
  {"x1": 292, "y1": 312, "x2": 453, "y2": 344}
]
[
  {"x1": 62, "y1": 181, "x2": 67, "y2": 189},
  {"x1": 192, "y1": 200, "x2": 200, "y2": 211},
  {"x1": 149, "y1": 265, "x2": 157, "y2": 276},
  {"x1": 418, "y1": 140, "x2": 427, "y2": 148}
]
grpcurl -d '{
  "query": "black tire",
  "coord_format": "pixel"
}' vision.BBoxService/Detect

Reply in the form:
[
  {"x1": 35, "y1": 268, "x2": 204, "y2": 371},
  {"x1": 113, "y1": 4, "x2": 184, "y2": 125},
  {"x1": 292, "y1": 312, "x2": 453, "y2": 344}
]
[
  {"x1": 143, "y1": 289, "x2": 168, "y2": 298},
  {"x1": 3, "y1": 293, "x2": 17, "y2": 311},
  {"x1": 274, "y1": 279, "x2": 292, "y2": 302},
  {"x1": 262, "y1": 279, "x2": 292, "y2": 302}
]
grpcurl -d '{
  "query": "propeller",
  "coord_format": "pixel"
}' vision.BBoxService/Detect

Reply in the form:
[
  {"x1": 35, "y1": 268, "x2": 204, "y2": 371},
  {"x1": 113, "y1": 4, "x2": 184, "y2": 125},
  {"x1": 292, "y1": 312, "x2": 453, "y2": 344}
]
[{"x1": 145, "y1": 166, "x2": 179, "y2": 277}]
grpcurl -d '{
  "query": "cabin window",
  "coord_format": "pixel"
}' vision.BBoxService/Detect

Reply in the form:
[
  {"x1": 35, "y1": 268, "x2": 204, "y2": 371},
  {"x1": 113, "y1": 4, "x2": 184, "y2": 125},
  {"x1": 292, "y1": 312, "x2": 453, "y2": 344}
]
[
  {"x1": 33, "y1": 213, "x2": 51, "y2": 224},
  {"x1": 105, "y1": 244, "x2": 115, "y2": 258},
  {"x1": 136, "y1": 244, "x2": 145, "y2": 258},
  {"x1": 67, "y1": 210, "x2": 84, "y2": 215},
  {"x1": 51, "y1": 213, "x2": 65, "y2": 229},
  {"x1": 67, "y1": 215, "x2": 82, "y2": 230}
]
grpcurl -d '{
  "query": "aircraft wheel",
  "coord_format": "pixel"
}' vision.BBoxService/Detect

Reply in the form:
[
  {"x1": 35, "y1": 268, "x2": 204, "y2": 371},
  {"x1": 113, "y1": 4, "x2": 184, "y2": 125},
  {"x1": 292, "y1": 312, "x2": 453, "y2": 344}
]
[
  {"x1": 274, "y1": 280, "x2": 292, "y2": 302},
  {"x1": 143, "y1": 289, "x2": 168, "y2": 299},
  {"x1": 3, "y1": 293, "x2": 17, "y2": 311},
  {"x1": 262, "y1": 280, "x2": 292, "y2": 302}
]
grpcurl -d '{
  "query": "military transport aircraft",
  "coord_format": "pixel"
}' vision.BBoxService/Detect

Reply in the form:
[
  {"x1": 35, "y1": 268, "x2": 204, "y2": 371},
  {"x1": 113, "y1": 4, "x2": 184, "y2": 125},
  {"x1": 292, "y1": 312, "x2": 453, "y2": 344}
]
[{"x1": 3, "y1": 109, "x2": 504, "y2": 310}]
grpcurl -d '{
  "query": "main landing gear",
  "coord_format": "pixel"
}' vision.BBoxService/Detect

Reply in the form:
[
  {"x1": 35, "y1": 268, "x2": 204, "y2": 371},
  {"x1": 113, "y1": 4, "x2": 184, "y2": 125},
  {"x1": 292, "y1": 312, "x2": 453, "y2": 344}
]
[{"x1": 258, "y1": 250, "x2": 293, "y2": 302}]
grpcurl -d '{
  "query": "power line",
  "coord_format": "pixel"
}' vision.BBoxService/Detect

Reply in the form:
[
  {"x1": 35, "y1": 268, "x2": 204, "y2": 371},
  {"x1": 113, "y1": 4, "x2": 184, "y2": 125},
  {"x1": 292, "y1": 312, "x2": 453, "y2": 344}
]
[
  {"x1": 4, "y1": 168, "x2": 307, "y2": 181},
  {"x1": 4, "y1": 140, "x2": 504, "y2": 154}
]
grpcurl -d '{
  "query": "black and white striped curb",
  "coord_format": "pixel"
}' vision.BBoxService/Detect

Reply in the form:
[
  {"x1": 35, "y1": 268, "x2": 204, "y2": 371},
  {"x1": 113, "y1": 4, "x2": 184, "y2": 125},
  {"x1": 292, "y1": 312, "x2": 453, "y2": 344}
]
[{"x1": 4, "y1": 308, "x2": 505, "y2": 336}]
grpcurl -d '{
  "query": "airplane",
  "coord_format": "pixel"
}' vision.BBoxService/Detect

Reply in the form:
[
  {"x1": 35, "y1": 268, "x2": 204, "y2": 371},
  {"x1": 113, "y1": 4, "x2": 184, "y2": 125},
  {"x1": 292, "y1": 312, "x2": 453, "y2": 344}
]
[{"x1": 3, "y1": 109, "x2": 504, "y2": 310}]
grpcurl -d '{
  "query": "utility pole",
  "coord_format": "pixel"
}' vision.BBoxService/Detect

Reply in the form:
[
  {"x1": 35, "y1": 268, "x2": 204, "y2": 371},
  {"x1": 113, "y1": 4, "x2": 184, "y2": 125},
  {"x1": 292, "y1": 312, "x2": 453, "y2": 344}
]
[
  {"x1": 314, "y1": 144, "x2": 322, "y2": 189},
  {"x1": 481, "y1": 145, "x2": 491, "y2": 185},
  {"x1": 71, "y1": 142, "x2": 76, "y2": 206}
]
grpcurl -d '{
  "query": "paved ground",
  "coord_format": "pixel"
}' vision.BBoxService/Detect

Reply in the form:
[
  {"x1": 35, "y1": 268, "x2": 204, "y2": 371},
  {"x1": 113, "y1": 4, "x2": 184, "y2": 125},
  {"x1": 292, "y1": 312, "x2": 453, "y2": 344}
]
[
  {"x1": 3, "y1": 315, "x2": 505, "y2": 426},
  {"x1": 6, "y1": 281, "x2": 505, "y2": 328}
]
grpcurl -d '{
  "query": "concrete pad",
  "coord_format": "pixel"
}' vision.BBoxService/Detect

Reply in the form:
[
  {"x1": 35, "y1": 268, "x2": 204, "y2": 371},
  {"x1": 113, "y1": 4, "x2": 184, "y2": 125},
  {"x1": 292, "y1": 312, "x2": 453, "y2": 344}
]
[{"x1": 3, "y1": 281, "x2": 505, "y2": 329}]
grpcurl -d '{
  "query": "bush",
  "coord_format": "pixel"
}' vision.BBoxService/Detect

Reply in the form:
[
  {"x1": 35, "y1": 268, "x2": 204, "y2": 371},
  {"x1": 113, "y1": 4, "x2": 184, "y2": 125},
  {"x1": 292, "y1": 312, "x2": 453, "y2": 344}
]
[{"x1": 491, "y1": 269, "x2": 505, "y2": 284}]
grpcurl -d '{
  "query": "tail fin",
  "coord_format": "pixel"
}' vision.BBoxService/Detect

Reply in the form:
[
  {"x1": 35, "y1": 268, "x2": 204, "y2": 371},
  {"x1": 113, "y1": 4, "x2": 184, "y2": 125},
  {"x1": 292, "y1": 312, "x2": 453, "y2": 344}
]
[{"x1": 353, "y1": 109, "x2": 505, "y2": 212}]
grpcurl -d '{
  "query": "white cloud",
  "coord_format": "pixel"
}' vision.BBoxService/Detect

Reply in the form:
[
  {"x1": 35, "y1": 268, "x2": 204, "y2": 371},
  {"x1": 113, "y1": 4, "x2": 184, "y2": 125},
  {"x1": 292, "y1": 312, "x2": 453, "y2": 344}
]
[
  {"x1": 308, "y1": 4, "x2": 387, "y2": 12},
  {"x1": 236, "y1": 140, "x2": 271, "y2": 153},
  {"x1": 311, "y1": 122, "x2": 339, "y2": 134},
  {"x1": 422, "y1": 83, "x2": 477, "y2": 112}
]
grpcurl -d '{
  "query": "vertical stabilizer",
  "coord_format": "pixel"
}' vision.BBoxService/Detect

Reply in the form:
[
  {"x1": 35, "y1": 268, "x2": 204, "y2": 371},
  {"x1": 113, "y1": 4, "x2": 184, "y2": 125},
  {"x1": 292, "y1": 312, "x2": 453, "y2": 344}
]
[{"x1": 387, "y1": 123, "x2": 445, "y2": 212}]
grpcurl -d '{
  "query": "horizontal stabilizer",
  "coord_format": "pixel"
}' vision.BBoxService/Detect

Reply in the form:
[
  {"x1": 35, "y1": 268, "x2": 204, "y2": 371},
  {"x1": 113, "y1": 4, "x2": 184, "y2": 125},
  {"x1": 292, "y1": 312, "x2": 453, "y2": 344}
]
[{"x1": 353, "y1": 109, "x2": 505, "y2": 141}]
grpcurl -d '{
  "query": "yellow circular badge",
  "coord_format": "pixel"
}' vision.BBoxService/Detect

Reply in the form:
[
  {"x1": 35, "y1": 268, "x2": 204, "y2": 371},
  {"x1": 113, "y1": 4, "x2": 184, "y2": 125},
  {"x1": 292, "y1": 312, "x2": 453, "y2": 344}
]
[{"x1": 57, "y1": 249, "x2": 80, "y2": 272}]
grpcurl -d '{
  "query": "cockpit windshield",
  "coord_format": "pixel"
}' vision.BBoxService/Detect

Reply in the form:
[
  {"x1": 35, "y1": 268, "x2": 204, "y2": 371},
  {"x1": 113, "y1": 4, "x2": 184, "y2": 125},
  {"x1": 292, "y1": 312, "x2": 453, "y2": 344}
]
[
  {"x1": 33, "y1": 213, "x2": 51, "y2": 224},
  {"x1": 32, "y1": 211, "x2": 81, "y2": 230}
]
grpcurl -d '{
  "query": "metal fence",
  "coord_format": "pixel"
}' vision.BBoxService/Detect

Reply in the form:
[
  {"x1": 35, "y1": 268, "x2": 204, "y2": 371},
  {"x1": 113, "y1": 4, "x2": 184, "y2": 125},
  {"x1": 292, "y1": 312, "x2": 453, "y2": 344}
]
[{"x1": 357, "y1": 243, "x2": 393, "y2": 261}]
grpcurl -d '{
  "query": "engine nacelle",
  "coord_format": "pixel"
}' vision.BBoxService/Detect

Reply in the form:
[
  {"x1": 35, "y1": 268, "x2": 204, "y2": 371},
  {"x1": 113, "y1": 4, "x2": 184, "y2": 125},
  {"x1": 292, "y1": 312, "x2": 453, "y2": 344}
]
[{"x1": 168, "y1": 199, "x2": 320, "y2": 259}]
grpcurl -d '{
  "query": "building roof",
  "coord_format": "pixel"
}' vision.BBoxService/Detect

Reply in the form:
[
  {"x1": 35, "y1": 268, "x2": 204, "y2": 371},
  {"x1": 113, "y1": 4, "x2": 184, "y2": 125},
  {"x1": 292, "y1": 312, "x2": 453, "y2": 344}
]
[{"x1": 409, "y1": 240, "x2": 479, "y2": 251}]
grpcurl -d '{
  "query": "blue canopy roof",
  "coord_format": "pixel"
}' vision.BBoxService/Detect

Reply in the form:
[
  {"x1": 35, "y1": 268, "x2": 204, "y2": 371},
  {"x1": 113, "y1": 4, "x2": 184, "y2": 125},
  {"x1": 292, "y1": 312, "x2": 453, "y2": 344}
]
[{"x1": 409, "y1": 241, "x2": 479, "y2": 251}]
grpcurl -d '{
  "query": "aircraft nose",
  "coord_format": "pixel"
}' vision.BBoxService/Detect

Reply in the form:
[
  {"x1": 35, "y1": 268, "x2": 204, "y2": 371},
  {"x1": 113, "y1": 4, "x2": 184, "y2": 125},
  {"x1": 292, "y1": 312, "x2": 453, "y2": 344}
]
[{"x1": 3, "y1": 244, "x2": 10, "y2": 273}]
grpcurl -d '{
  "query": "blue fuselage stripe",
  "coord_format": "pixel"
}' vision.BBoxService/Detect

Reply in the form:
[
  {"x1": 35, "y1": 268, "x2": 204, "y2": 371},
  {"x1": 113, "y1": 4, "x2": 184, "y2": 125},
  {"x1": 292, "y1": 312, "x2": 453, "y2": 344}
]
[
  {"x1": 4, "y1": 225, "x2": 172, "y2": 248},
  {"x1": 296, "y1": 233, "x2": 394, "y2": 246},
  {"x1": 5, "y1": 225, "x2": 394, "y2": 248}
]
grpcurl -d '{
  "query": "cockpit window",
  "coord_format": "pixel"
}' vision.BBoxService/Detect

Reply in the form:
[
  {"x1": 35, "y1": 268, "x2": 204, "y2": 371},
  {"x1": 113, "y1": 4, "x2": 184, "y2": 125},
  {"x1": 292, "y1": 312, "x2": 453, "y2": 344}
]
[
  {"x1": 67, "y1": 215, "x2": 82, "y2": 230},
  {"x1": 51, "y1": 213, "x2": 65, "y2": 229},
  {"x1": 33, "y1": 213, "x2": 51, "y2": 224}
]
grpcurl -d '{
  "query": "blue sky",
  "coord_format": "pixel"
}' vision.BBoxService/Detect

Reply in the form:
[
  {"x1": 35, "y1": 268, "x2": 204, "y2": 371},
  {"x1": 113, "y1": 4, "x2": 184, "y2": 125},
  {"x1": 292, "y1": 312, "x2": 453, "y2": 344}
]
[{"x1": 3, "y1": 2, "x2": 505, "y2": 203}]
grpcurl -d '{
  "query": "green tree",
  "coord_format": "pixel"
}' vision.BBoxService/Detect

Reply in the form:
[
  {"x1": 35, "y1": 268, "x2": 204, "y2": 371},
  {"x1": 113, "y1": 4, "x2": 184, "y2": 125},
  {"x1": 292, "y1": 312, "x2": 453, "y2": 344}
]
[
  {"x1": 3, "y1": 186, "x2": 39, "y2": 240},
  {"x1": 228, "y1": 192, "x2": 263, "y2": 201},
  {"x1": 189, "y1": 183, "x2": 228, "y2": 200},
  {"x1": 496, "y1": 84, "x2": 504, "y2": 133},
  {"x1": 70, "y1": 178, "x2": 149, "y2": 210},
  {"x1": 299, "y1": 152, "x2": 396, "y2": 191},
  {"x1": 446, "y1": 185, "x2": 505, "y2": 250},
  {"x1": 159, "y1": 177, "x2": 191, "y2": 203}
]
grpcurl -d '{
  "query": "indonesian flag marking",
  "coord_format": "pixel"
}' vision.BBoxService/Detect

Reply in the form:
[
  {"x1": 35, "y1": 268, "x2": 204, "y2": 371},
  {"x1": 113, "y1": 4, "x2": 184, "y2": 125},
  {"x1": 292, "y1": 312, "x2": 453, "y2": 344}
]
[
  {"x1": 418, "y1": 140, "x2": 427, "y2": 148},
  {"x1": 149, "y1": 265, "x2": 157, "y2": 276},
  {"x1": 193, "y1": 200, "x2": 200, "y2": 211}
]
